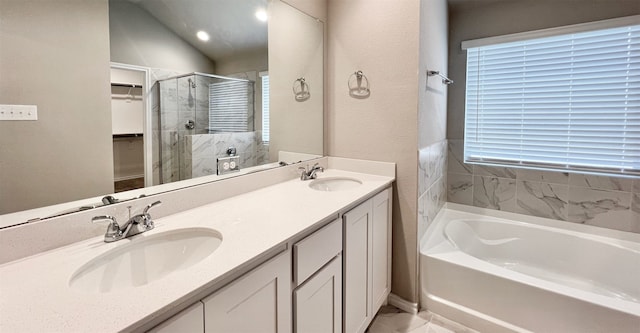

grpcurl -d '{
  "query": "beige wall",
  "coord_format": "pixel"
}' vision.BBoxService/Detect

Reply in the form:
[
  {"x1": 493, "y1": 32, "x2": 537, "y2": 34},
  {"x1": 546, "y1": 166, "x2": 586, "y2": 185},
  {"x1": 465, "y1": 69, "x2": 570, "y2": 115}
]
[
  {"x1": 419, "y1": 0, "x2": 448, "y2": 149},
  {"x1": 283, "y1": 0, "x2": 327, "y2": 21},
  {"x1": 326, "y1": 0, "x2": 421, "y2": 302},
  {"x1": 269, "y1": 0, "x2": 324, "y2": 161},
  {"x1": 0, "y1": 0, "x2": 113, "y2": 214},
  {"x1": 447, "y1": 0, "x2": 640, "y2": 139},
  {"x1": 109, "y1": 0, "x2": 215, "y2": 73},
  {"x1": 215, "y1": 50, "x2": 268, "y2": 77}
]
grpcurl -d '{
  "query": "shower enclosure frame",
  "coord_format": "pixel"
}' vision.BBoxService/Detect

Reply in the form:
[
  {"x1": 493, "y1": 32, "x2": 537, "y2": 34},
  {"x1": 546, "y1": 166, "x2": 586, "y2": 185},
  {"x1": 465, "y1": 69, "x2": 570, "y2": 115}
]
[{"x1": 156, "y1": 72, "x2": 255, "y2": 184}]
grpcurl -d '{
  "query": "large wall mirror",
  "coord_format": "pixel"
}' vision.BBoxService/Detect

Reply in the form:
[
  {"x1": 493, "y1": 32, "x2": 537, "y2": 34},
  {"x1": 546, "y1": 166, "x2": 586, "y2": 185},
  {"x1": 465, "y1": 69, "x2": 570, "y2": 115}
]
[{"x1": 0, "y1": 0, "x2": 324, "y2": 227}]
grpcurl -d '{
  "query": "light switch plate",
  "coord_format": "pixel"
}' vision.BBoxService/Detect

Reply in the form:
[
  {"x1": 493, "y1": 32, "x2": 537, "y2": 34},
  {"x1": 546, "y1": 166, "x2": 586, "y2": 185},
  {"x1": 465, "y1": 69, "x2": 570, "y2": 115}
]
[{"x1": 0, "y1": 104, "x2": 38, "y2": 121}]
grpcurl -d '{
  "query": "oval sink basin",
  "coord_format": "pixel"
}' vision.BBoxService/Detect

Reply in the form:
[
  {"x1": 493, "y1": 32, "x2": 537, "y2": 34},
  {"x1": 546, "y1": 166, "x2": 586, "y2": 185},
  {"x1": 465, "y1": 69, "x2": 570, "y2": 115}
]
[
  {"x1": 309, "y1": 177, "x2": 362, "y2": 192},
  {"x1": 69, "y1": 228, "x2": 222, "y2": 293}
]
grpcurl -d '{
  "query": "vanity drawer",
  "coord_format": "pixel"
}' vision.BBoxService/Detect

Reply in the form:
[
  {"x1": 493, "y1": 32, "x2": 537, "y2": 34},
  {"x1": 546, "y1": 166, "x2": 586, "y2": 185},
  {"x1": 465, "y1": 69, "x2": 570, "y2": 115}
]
[{"x1": 294, "y1": 218, "x2": 342, "y2": 285}]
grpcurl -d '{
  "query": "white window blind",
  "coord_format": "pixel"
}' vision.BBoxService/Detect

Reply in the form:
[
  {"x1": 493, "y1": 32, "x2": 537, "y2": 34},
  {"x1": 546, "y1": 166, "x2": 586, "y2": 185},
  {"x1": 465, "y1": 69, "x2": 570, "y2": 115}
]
[
  {"x1": 261, "y1": 73, "x2": 270, "y2": 143},
  {"x1": 208, "y1": 80, "x2": 252, "y2": 132},
  {"x1": 464, "y1": 22, "x2": 640, "y2": 176}
]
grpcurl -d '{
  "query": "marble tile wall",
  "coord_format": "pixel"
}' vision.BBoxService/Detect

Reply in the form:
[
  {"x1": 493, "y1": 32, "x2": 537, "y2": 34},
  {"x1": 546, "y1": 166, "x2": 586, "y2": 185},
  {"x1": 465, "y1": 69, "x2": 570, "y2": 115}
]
[
  {"x1": 447, "y1": 139, "x2": 640, "y2": 233},
  {"x1": 187, "y1": 132, "x2": 265, "y2": 178},
  {"x1": 418, "y1": 140, "x2": 448, "y2": 241},
  {"x1": 150, "y1": 68, "x2": 182, "y2": 186},
  {"x1": 156, "y1": 75, "x2": 215, "y2": 184}
]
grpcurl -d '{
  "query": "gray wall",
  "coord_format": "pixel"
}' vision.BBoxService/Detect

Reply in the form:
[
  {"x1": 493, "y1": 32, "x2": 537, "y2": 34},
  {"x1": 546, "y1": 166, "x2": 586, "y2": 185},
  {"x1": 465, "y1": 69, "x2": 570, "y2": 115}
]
[
  {"x1": 109, "y1": 0, "x2": 215, "y2": 73},
  {"x1": 446, "y1": 0, "x2": 640, "y2": 233},
  {"x1": 0, "y1": 0, "x2": 113, "y2": 214}
]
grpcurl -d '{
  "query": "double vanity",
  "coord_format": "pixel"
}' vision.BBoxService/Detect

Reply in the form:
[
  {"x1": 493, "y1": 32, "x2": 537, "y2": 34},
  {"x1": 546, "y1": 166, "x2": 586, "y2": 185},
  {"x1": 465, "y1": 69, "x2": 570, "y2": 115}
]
[{"x1": 0, "y1": 157, "x2": 395, "y2": 333}]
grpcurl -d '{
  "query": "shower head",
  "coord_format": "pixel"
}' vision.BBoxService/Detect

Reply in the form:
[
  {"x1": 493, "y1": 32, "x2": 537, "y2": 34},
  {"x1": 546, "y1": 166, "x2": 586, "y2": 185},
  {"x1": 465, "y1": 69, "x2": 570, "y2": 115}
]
[{"x1": 188, "y1": 78, "x2": 196, "y2": 88}]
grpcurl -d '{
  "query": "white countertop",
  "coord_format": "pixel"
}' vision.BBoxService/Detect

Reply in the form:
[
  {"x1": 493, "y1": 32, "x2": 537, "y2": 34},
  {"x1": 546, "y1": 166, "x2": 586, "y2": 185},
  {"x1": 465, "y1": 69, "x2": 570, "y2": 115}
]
[{"x1": 0, "y1": 169, "x2": 394, "y2": 333}]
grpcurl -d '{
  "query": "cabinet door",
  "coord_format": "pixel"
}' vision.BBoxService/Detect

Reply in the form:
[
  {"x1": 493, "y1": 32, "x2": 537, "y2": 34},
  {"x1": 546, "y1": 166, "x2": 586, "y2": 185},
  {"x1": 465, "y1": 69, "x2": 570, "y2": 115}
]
[
  {"x1": 203, "y1": 251, "x2": 291, "y2": 333},
  {"x1": 343, "y1": 199, "x2": 373, "y2": 333},
  {"x1": 147, "y1": 301, "x2": 204, "y2": 333},
  {"x1": 294, "y1": 255, "x2": 342, "y2": 333},
  {"x1": 371, "y1": 188, "x2": 391, "y2": 311}
]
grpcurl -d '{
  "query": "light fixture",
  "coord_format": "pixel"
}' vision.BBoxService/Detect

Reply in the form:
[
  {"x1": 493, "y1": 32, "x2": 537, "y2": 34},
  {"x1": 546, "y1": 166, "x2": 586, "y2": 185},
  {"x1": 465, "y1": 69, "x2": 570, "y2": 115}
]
[
  {"x1": 255, "y1": 9, "x2": 268, "y2": 22},
  {"x1": 196, "y1": 31, "x2": 210, "y2": 41}
]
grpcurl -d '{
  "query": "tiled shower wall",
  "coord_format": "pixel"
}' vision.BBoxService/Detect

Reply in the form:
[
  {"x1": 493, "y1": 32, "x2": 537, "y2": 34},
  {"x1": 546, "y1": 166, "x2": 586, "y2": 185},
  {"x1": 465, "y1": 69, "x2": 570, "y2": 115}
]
[
  {"x1": 185, "y1": 132, "x2": 269, "y2": 178},
  {"x1": 154, "y1": 73, "x2": 259, "y2": 184},
  {"x1": 418, "y1": 140, "x2": 448, "y2": 241},
  {"x1": 447, "y1": 139, "x2": 640, "y2": 233}
]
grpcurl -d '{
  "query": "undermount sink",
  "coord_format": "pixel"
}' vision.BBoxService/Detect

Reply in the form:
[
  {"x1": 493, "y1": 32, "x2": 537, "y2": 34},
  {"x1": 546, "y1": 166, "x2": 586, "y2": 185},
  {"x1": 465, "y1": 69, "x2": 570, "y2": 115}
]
[
  {"x1": 309, "y1": 177, "x2": 362, "y2": 192},
  {"x1": 69, "y1": 228, "x2": 222, "y2": 293}
]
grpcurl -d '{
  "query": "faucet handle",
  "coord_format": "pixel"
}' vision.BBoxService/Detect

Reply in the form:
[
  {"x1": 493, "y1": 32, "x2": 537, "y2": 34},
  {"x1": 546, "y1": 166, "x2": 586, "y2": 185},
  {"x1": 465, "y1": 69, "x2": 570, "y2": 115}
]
[
  {"x1": 143, "y1": 201, "x2": 162, "y2": 215},
  {"x1": 92, "y1": 215, "x2": 123, "y2": 241},
  {"x1": 298, "y1": 166, "x2": 309, "y2": 180},
  {"x1": 139, "y1": 201, "x2": 161, "y2": 230},
  {"x1": 92, "y1": 215, "x2": 119, "y2": 228}
]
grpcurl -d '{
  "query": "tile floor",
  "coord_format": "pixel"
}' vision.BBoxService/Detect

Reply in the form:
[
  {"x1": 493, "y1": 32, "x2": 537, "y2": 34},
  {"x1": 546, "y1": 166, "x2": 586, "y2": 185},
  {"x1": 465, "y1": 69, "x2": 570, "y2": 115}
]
[{"x1": 367, "y1": 306, "x2": 478, "y2": 333}]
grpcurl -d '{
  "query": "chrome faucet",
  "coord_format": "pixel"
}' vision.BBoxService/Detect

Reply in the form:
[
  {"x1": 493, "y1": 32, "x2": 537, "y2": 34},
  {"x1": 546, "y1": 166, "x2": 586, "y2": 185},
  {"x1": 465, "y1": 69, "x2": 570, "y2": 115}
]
[
  {"x1": 101, "y1": 195, "x2": 119, "y2": 205},
  {"x1": 299, "y1": 163, "x2": 324, "y2": 180},
  {"x1": 92, "y1": 201, "x2": 161, "y2": 243}
]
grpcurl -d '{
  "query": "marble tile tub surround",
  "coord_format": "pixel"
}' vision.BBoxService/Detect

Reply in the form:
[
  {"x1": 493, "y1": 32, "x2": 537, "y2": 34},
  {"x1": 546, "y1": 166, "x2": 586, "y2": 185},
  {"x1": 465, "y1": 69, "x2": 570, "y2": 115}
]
[
  {"x1": 0, "y1": 157, "x2": 394, "y2": 265},
  {"x1": 418, "y1": 140, "x2": 448, "y2": 241},
  {"x1": 447, "y1": 139, "x2": 640, "y2": 233}
]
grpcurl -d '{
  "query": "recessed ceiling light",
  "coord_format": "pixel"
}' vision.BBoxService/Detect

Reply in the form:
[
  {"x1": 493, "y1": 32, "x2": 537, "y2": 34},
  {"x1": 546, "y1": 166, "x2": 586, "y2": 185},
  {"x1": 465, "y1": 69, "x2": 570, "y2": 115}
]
[
  {"x1": 196, "y1": 31, "x2": 210, "y2": 41},
  {"x1": 255, "y1": 9, "x2": 268, "y2": 22}
]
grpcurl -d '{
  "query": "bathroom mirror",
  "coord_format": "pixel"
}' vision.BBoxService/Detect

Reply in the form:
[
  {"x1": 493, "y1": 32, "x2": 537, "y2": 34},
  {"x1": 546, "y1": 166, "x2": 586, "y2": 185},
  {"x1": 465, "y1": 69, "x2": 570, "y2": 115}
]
[{"x1": 0, "y1": 0, "x2": 324, "y2": 227}]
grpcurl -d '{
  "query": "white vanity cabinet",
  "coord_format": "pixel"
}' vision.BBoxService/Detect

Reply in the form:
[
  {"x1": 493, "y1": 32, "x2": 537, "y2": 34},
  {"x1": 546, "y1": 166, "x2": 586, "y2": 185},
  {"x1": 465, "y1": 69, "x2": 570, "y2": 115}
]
[
  {"x1": 294, "y1": 255, "x2": 342, "y2": 333},
  {"x1": 148, "y1": 302, "x2": 204, "y2": 333},
  {"x1": 147, "y1": 250, "x2": 291, "y2": 333},
  {"x1": 293, "y1": 219, "x2": 343, "y2": 333},
  {"x1": 203, "y1": 250, "x2": 292, "y2": 333},
  {"x1": 343, "y1": 188, "x2": 392, "y2": 333},
  {"x1": 147, "y1": 186, "x2": 392, "y2": 333}
]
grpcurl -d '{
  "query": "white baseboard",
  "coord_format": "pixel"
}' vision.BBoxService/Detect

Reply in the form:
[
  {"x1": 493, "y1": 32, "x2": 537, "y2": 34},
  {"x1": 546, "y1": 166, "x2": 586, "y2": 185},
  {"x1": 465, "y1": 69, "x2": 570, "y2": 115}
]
[{"x1": 388, "y1": 293, "x2": 419, "y2": 314}]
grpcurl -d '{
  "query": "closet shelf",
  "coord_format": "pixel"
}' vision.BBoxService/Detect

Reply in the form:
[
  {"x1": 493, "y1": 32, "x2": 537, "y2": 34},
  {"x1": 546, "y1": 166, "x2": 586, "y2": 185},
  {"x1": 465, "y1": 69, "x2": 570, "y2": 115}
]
[
  {"x1": 113, "y1": 133, "x2": 143, "y2": 138},
  {"x1": 111, "y1": 83, "x2": 143, "y2": 88}
]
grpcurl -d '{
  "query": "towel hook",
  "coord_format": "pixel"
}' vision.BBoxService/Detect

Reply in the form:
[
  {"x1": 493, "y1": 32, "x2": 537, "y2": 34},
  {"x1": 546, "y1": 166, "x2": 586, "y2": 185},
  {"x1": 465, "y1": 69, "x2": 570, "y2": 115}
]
[
  {"x1": 427, "y1": 70, "x2": 453, "y2": 85},
  {"x1": 293, "y1": 77, "x2": 310, "y2": 101},
  {"x1": 348, "y1": 70, "x2": 370, "y2": 98}
]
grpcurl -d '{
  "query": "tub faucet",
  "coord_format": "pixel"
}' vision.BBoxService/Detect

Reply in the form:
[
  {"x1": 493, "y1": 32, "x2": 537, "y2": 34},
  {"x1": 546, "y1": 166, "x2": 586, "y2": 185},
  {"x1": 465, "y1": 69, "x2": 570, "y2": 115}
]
[
  {"x1": 92, "y1": 201, "x2": 162, "y2": 243},
  {"x1": 299, "y1": 163, "x2": 324, "y2": 180}
]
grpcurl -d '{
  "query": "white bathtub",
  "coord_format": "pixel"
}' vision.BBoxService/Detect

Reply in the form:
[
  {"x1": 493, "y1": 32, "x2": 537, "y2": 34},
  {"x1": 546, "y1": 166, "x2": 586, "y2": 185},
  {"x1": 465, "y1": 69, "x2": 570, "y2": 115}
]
[{"x1": 420, "y1": 203, "x2": 640, "y2": 333}]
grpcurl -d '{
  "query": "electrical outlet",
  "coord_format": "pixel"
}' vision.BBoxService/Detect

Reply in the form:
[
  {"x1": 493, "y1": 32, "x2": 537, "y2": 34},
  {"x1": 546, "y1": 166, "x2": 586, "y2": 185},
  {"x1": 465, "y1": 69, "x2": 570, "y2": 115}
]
[
  {"x1": 217, "y1": 155, "x2": 240, "y2": 175},
  {"x1": 0, "y1": 104, "x2": 38, "y2": 121}
]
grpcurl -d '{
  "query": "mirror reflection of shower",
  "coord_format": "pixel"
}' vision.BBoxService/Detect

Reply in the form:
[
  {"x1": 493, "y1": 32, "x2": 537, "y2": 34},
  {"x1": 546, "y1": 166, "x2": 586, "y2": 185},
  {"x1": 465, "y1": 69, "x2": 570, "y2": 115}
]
[
  {"x1": 154, "y1": 72, "x2": 269, "y2": 185},
  {"x1": 187, "y1": 77, "x2": 196, "y2": 108}
]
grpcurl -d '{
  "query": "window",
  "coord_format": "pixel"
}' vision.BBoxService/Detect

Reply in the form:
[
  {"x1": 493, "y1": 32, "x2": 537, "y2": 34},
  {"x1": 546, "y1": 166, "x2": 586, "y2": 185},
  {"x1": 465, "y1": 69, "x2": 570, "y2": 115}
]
[
  {"x1": 463, "y1": 16, "x2": 640, "y2": 177},
  {"x1": 260, "y1": 72, "x2": 270, "y2": 143},
  {"x1": 208, "y1": 79, "x2": 253, "y2": 132}
]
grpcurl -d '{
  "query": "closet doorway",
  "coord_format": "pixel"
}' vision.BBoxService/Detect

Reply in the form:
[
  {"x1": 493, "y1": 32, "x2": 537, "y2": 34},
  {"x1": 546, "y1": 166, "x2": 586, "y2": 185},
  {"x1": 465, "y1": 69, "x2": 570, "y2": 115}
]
[{"x1": 110, "y1": 64, "x2": 150, "y2": 192}]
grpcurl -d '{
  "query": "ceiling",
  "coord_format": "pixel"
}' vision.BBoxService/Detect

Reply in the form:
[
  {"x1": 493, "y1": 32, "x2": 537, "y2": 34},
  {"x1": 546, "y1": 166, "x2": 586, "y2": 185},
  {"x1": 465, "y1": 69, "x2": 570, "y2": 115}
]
[{"x1": 131, "y1": 0, "x2": 269, "y2": 61}]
